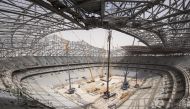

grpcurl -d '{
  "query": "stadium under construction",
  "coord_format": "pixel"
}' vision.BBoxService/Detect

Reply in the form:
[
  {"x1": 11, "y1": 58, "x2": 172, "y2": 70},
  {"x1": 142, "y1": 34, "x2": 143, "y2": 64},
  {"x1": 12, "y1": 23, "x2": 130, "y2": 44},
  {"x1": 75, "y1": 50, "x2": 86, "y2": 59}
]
[{"x1": 0, "y1": 0, "x2": 190, "y2": 109}]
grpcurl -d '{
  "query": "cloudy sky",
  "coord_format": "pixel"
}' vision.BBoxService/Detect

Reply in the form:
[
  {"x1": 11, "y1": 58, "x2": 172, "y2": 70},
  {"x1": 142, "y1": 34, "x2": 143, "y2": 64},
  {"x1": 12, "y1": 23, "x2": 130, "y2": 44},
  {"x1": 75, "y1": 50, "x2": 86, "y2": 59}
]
[{"x1": 56, "y1": 28, "x2": 145, "y2": 49}]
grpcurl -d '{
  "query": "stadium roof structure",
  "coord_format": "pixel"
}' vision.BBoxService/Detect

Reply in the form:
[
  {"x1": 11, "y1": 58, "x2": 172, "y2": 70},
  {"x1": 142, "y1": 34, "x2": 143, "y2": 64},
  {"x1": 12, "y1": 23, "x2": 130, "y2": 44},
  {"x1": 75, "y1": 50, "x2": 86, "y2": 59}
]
[
  {"x1": 122, "y1": 46, "x2": 190, "y2": 55},
  {"x1": 0, "y1": 0, "x2": 190, "y2": 55}
]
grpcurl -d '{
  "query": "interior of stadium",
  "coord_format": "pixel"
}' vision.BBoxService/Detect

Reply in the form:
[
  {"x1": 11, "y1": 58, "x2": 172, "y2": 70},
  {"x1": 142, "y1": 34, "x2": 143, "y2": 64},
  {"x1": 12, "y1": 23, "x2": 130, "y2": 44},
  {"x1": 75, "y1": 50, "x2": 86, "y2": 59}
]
[{"x1": 0, "y1": 0, "x2": 190, "y2": 109}]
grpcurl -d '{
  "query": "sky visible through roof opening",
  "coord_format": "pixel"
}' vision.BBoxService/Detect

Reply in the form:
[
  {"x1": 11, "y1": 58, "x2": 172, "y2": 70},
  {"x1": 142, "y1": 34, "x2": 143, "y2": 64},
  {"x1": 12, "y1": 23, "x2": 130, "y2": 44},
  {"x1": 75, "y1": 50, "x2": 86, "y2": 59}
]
[{"x1": 56, "y1": 28, "x2": 145, "y2": 50}]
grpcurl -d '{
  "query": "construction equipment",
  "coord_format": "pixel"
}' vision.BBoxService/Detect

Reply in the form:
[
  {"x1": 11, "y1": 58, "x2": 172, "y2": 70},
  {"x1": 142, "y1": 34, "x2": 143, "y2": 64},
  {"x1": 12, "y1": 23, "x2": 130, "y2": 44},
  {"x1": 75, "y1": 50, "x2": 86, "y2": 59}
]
[
  {"x1": 81, "y1": 45, "x2": 95, "y2": 83},
  {"x1": 86, "y1": 66, "x2": 95, "y2": 83},
  {"x1": 103, "y1": 30, "x2": 116, "y2": 99},
  {"x1": 99, "y1": 59, "x2": 105, "y2": 78},
  {"x1": 121, "y1": 66, "x2": 130, "y2": 90},
  {"x1": 134, "y1": 67, "x2": 140, "y2": 88},
  {"x1": 64, "y1": 41, "x2": 75, "y2": 94}
]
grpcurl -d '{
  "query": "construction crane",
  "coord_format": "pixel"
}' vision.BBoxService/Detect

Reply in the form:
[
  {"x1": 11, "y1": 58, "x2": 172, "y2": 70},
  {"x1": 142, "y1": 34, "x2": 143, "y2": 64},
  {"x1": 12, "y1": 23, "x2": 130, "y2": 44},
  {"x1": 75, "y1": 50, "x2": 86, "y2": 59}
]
[
  {"x1": 86, "y1": 62, "x2": 95, "y2": 83},
  {"x1": 64, "y1": 41, "x2": 75, "y2": 94},
  {"x1": 131, "y1": 37, "x2": 140, "y2": 88},
  {"x1": 103, "y1": 30, "x2": 116, "y2": 99},
  {"x1": 134, "y1": 65, "x2": 140, "y2": 88},
  {"x1": 83, "y1": 48, "x2": 95, "y2": 83},
  {"x1": 121, "y1": 66, "x2": 129, "y2": 90},
  {"x1": 99, "y1": 50, "x2": 106, "y2": 78}
]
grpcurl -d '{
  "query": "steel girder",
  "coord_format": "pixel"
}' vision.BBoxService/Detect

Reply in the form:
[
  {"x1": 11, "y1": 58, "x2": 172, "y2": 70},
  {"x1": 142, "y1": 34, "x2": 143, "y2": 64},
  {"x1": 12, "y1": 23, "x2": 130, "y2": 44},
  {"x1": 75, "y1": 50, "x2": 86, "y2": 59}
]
[
  {"x1": 1, "y1": 0, "x2": 190, "y2": 56},
  {"x1": 0, "y1": 0, "x2": 81, "y2": 56}
]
